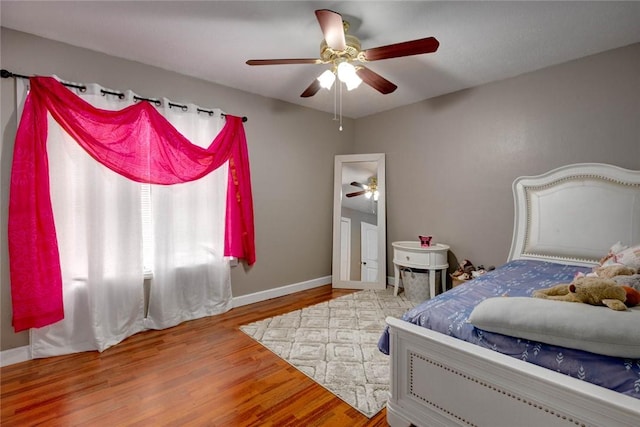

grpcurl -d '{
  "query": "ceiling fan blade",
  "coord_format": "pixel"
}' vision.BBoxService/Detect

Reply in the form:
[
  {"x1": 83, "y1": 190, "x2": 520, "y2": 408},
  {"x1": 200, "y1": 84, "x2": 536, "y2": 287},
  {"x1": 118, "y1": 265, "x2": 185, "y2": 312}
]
[
  {"x1": 350, "y1": 181, "x2": 366, "y2": 189},
  {"x1": 300, "y1": 79, "x2": 322, "y2": 98},
  {"x1": 346, "y1": 190, "x2": 366, "y2": 198},
  {"x1": 356, "y1": 67, "x2": 398, "y2": 94},
  {"x1": 362, "y1": 37, "x2": 440, "y2": 61},
  {"x1": 246, "y1": 58, "x2": 322, "y2": 66},
  {"x1": 315, "y1": 9, "x2": 347, "y2": 51}
]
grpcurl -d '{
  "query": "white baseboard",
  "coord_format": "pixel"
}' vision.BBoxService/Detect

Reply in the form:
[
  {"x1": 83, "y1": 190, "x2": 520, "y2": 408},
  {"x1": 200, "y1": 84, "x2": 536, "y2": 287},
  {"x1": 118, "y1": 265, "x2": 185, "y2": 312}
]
[
  {"x1": 0, "y1": 345, "x2": 31, "y2": 367},
  {"x1": 232, "y1": 275, "x2": 331, "y2": 308},
  {"x1": 1, "y1": 275, "x2": 332, "y2": 367}
]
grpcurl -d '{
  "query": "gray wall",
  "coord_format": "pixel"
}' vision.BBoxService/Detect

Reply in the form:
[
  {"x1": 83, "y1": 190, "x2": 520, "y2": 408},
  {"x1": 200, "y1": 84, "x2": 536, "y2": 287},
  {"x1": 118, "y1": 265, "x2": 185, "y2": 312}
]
[
  {"x1": 355, "y1": 43, "x2": 640, "y2": 275},
  {"x1": 0, "y1": 28, "x2": 354, "y2": 351}
]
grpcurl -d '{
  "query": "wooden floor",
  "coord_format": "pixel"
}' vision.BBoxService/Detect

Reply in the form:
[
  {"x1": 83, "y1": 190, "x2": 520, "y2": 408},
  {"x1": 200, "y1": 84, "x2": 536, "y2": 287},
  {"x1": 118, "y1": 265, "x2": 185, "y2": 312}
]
[{"x1": 1, "y1": 285, "x2": 390, "y2": 426}]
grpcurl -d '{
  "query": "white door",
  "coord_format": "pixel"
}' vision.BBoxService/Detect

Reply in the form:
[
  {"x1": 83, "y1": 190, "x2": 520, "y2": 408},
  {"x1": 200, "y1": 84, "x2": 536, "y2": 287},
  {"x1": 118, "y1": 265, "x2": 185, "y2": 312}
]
[{"x1": 361, "y1": 222, "x2": 378, "y2": 282}]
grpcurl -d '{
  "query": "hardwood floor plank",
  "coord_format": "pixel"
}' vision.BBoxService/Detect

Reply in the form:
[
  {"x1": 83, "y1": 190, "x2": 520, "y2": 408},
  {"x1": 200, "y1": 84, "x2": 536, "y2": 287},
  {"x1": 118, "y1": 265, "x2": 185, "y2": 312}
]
[{"x1": 1, "y1": 285, "x2": 389, "y2": 426}]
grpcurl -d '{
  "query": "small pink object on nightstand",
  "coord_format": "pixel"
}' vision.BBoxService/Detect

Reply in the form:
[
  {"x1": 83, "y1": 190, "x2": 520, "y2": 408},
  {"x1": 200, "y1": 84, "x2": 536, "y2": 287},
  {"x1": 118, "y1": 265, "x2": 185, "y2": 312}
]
[{"x1": 419, "y1": 235, "x2": 432, "y2": 247}]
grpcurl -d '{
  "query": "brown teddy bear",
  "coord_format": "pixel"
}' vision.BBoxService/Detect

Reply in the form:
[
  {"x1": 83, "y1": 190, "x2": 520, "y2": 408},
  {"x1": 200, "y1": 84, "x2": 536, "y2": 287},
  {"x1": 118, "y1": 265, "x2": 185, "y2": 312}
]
[
  {"x1": 593, "y1": 264, "x2": 637, "y2": 279},
  {"x1": 532, "y1": 276, "x2": 628, "y2": 311}
]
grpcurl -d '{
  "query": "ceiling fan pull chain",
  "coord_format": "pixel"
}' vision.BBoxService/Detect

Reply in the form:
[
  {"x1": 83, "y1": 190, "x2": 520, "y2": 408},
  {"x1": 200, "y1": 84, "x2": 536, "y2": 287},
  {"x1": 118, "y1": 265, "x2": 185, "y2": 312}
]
[
  {"x1": 333, "y1": 74, "x2": 338, "y2": 121},
  {"x1": 339, "y1": 80, "x2": 343, "y2": 132}
]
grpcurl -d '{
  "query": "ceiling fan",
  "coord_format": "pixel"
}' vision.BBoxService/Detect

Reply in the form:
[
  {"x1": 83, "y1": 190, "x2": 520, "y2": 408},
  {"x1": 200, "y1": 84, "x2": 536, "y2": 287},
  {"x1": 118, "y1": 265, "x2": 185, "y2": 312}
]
[
  {"x1": 346, "y1": 177, "x2": 379, "y2": 201},
  {"x1": 246, "y1": 9, "x2": 439, "y2": 98}
]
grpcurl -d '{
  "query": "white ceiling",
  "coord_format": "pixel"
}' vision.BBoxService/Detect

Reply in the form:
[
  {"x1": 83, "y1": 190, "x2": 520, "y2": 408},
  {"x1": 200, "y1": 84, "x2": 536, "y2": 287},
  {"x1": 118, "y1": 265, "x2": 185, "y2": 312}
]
[{"x1": 2, "y1": 1, "x2": 640, "y2": 119}]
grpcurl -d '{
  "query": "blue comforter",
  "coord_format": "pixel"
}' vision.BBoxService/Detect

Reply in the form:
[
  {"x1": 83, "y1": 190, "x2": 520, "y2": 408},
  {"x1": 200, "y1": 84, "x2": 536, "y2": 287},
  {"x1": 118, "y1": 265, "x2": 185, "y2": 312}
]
[{"x1": 378, "y1": 259, "x2": 640, "y2": 399}]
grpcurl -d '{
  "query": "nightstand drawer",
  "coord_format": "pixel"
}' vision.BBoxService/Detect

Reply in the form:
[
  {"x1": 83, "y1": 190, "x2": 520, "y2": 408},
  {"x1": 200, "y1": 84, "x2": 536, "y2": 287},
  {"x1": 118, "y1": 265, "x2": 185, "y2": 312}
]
[
  {"x1": 394, "y1": 249, "x2": 429, "y2": 266},
  {"x1": 393, "y1": 244, "x2": 449, "y2": 268}
]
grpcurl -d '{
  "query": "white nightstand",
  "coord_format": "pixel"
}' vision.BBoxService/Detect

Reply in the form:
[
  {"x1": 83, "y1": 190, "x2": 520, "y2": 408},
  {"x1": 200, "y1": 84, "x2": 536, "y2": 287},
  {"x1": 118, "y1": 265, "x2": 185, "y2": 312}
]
[{"x1": 392, "y1": 241, "x2": 449, "y2": 299}]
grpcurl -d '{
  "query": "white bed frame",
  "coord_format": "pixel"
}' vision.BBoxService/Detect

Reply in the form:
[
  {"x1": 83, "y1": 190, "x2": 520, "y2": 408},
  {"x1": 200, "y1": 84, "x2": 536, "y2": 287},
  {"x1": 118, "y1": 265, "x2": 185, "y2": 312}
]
[{"x1": 386, "y1": 163, "x2": 640, "y2": 427}]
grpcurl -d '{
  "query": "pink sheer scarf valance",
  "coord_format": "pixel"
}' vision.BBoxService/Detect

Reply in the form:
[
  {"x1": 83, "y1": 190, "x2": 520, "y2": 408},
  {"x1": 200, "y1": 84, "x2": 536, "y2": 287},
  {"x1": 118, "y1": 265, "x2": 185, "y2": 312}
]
[{"x1": 8, "y1": 76, "x2": 255, "y2": 332}]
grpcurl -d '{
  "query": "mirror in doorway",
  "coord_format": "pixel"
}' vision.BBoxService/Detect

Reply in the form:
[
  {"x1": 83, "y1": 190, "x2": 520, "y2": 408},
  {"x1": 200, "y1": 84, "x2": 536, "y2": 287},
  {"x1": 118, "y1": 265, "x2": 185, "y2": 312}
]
[{"x1": 332, "y1": 153, "x2": 386, "y2": 290}]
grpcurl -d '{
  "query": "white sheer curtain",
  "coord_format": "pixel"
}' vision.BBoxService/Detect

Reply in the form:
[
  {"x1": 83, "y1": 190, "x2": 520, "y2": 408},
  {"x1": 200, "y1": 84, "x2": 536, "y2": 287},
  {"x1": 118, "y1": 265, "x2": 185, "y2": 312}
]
[
  {"x1": 25, "y1": 79, "x2": 232, "y2": 357},
  {"x1": 30, "y1": 82, "x2": 145, "y2": 357},
  {"x1": 144, "y1": 103, "x2": 231, "y2": 330}
]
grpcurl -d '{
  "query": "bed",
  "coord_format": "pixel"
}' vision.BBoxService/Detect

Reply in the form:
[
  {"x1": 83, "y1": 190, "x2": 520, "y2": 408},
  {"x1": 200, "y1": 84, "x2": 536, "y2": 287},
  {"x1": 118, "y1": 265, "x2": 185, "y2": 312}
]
[{"x1": 380, "y1": 163, "x2": 640, "y2": 427}]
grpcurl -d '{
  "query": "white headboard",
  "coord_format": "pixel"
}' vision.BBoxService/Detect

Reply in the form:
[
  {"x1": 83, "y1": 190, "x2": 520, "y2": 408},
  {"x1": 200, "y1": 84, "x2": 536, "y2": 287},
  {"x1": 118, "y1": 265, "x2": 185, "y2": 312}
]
[{"x1": 508, "y1": 163, "x2": 640, "y2": 267}]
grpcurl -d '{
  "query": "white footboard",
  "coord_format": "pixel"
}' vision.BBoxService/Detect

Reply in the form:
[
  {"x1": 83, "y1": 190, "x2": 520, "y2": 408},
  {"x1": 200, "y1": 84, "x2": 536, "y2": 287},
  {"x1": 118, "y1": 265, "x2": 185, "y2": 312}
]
[{"x1": 386, "y1": 317, "x2": 640, "y2": 427}]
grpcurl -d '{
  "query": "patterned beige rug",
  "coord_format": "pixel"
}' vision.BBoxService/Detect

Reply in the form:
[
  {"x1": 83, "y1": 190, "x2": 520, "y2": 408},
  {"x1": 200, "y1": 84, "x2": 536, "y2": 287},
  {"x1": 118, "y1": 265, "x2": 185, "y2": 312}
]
[{"x1": 239, "y1": 288, "x2": 414, "y2": 417}]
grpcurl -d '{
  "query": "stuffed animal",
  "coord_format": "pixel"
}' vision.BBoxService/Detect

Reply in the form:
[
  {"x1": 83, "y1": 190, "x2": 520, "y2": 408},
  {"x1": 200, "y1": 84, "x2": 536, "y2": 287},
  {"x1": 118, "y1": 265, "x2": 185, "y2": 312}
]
[
  {"x1": 612, "y1": 273, "x2": 640, "y2": 290},
  {"x1": 621, "y1": 286, "x2": 640, "y2": 307},
  {"x1": 576, "y1": 264, "x2": 637, "y2": 280},
  {"x1": 593, "y1": 264, "x2": 637, "y2": 279},
  {"x1": 532, "y1": 276, "x2": 628, "y2": 311}
]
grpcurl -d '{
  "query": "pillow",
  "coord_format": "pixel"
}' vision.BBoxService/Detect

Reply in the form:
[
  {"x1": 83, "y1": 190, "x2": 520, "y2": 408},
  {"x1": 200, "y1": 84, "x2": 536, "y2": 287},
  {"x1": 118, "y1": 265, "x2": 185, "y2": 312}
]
[
  {"x1": 615, "y1": 244, "x2": 640, "y2": 270},
  {"x1": 468, "y1": 297, "x2": 640, "y2": 358},
  {"x1": 599, "y1": 241, "x2": 628, "y2": 266}
]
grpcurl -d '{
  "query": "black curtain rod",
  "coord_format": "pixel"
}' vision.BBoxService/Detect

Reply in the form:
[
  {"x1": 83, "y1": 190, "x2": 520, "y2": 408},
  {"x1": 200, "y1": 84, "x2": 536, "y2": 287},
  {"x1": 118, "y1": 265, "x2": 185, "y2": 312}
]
[
  {"x1": 1, "y1": 68, "x2": 87, "y2": 91},
  {"x1": 1, "y1": 69, "x2": 248, "y2": 122}
]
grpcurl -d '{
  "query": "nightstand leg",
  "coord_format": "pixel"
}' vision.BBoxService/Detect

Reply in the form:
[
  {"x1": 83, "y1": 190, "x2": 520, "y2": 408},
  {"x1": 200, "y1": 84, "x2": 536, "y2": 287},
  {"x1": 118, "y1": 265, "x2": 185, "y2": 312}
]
[
  {"x1": 394, "y1": 263, "x2": 400, "y2": 296},
  {"x1": 429, "y1": 269, "x2": 436, "y2": 299}
]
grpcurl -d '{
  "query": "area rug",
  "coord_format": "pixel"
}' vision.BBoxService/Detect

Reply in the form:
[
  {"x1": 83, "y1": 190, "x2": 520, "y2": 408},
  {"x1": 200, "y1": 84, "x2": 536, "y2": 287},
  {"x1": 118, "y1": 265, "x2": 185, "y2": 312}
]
[{"x1": 239, "y1": 288, "x2": 414, "y2": 417}]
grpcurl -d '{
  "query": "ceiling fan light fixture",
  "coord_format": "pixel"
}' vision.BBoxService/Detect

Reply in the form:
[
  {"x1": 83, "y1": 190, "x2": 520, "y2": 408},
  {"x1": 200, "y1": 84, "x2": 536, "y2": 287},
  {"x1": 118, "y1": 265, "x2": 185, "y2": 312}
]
[
  {"x1": 317, "y1": 69, "x2": 336, "y2": 89},
  {"x1": 336, "y1": 61, "x2": 362, "y2": 91},
  {"x1": 345, "y1": 74, "x2": 362, "y2": 91},
  {"x1": 336, "y1": 61, "x2": 355, "y2": 82}
]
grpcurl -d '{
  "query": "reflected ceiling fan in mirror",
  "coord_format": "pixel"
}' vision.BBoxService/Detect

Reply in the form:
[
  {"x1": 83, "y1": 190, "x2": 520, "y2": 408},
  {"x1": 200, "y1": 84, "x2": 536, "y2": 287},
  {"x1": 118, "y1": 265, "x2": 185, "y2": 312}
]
[
  {"x1": 347, "y1": 177, "x2": 379, "y2": 201},
  {"x1": 246, "y1": 9, "x2": 439, "y2": 98}
]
